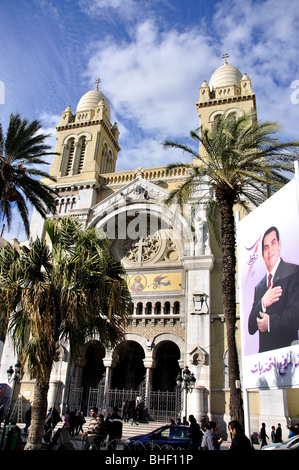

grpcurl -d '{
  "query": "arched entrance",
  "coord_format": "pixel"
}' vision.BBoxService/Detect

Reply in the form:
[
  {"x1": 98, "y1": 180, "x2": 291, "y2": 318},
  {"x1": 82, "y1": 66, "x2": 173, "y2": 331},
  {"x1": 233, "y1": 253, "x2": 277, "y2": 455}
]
[
  {"x1": 152, "y1": 341, "x2": 181, "y2": 391},
  {"x1": 81, "y1": 341, "x2": 105, "y2": 413},
  {"x1": 85, "y1": 337, "x2": 184, "y2": 421},
  {"x1": 112, "y1": 341, "x2": 145, "y2": 389}
]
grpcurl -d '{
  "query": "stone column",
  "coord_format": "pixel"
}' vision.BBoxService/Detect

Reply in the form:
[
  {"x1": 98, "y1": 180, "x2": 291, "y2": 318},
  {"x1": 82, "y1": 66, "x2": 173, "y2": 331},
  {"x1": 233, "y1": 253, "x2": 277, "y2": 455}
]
[
  {"x1": 142, "y1": 359, "x2": 156, "y2": 411},
  {"x1": 103, "y1": 353, "x2": 116, "y2": 413},
  {"x1": 182, "y1": 254, "x2": 214, "y2": 421}
]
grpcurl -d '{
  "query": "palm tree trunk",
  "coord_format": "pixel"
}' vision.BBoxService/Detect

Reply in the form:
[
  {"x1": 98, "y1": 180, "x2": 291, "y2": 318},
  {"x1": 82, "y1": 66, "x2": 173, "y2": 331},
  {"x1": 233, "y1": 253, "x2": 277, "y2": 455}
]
[
  {"x1": 25, "y1": 368, "x2": 52, "y2": 450},
  {"x1": 218, "y1": 194, "x2": 244, "y2": 428}
]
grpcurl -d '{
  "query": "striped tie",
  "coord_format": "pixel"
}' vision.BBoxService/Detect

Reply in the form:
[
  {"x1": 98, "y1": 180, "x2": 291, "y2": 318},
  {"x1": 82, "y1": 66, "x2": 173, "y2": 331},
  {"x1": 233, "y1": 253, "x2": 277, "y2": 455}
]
[{"x1": 267, "y1": 273, "x2": 272, "y2": 289}]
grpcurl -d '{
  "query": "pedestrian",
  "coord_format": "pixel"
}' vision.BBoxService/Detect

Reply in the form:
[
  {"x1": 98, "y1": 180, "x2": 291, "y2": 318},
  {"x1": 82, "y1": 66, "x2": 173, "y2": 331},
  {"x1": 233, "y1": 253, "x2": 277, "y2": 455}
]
[
  {"x1": 129, "y1": 400, "x2": 138, "y2": 425},
  {"x1": 271, "y1": 425, "x2": 276, "y2": 443},
  {"x1": 177, "y1": 418, "x2": 182, "y2": 425},
  {"x1": 69, "y1": 409, "x2": 76, "y2": 436},
  {"x1": 136, "y1": 400, "x2": 142, "y2": 421},
  {"x1": 97, "y1": 413, "x2": 106, "y2": 447},
  {"x1": 275, "y1": 423, "x2": 282, "y2": 443},
  {"x1": 107, "y1": 406, "x2": 123, "y2": 450},
  {"x1": 63, "y1": 409, "x2": 70, "y2": 430},
  {"x1": 287, "y1": 424, "x2": 299, "y2": 438},
  {"x1": 182, "y1": 416, "x2": 189, "y2": 426},
  {"x1": 188, "y1": 414, "x2": 202, "y2": 450},
  {"x1": 260, "y1": 422, "x2": 268, "y2": 448},
  {"x1": 228, "y1": 420, "x2": 253, "y2": 451},
  {"x1": 76, "y1": 411, "x2": 85, "y2": 435},
  {"x1": 123, "y1": 400, "x2": 129, "y2": 423},
  {"x1": 170, "y1": 418, "x2": 176, "y2": 425},
  {"x1": 200, "y1": 414, "x2": 208, "y2": 430},
  {"x1": 81, "y1": 407, "x2": 101, "y2": 450},
  {"x1": 24, "y1": 405, "x2": 31, "y2": 434},
  {"x1": 201, "y1": 421, "x2": 222, "y2": 450}
]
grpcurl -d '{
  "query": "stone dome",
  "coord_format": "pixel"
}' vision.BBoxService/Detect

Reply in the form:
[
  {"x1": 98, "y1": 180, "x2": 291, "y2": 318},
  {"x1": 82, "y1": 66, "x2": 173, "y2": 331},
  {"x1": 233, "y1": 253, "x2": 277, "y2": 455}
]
[
  {"x1": 209, "y1": 62, "x2": 243, "y2": 91},
  {"x1": 76, "y1": 88, "x2": 111, "y2": 118}
]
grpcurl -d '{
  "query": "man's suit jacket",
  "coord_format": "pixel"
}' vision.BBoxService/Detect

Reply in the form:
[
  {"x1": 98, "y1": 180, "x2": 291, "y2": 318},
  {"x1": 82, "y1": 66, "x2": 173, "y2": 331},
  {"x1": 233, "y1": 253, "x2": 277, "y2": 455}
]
[{"x1": 248, "y1": 259, "x2": 299, "y2": 352}]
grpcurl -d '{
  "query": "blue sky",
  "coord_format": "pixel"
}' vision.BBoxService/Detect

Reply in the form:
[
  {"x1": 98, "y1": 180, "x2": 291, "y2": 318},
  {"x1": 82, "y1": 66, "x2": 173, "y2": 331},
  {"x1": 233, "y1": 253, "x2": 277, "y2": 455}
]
[{"x1": 1, "y1": 0, "x2": 299, "y2": 240}]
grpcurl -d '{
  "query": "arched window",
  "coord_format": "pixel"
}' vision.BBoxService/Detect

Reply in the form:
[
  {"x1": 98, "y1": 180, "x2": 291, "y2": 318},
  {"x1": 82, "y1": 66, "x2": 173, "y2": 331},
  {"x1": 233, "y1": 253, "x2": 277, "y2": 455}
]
[
  {"x1": 77, "y1": 137, "x2": 86, "y2": 174},
  {"x1": 101, "y1": 143, "x2": 109, "y2": 173},
  {"x1": 136, "y1": 302, "x2": 143, "y2": 315},
  {"x1": 164, "y1": 301, "x2": 170, "y2": 315},
  {"x1": 145, "y1": 302, "x2": 152, "y2": 315},
  {"x1": 173, "y1": 301, "x2": 180, "y2": 315},
  {"x1": 155, "y1": 302, "x2": 161, "y2": 315},
  {"x1": 65, "y1": 138, "x2": 75, "y2": 176},
  {"x1": 106, "y1": 150, "x2": 114, "y2": 173}
]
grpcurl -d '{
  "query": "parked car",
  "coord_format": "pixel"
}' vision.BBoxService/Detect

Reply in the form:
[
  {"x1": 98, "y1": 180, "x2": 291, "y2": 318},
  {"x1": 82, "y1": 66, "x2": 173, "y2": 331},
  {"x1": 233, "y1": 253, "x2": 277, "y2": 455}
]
[
  {"x1": 261, "y1": 435, "x2": 299, "y2": 450},
  {"x1": 125, "y1": 425, "x2": 192, "y2": 450}
]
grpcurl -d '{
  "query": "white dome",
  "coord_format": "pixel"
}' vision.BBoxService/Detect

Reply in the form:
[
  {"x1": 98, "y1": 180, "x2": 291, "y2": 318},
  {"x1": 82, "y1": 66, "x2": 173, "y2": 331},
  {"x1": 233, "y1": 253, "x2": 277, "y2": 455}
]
[
  {"x1": 76, "y1": 89, "x2": 111, "y2": 118},
  {"x1": 209, "y1": 62, "x2": 243, "y2": 91}
]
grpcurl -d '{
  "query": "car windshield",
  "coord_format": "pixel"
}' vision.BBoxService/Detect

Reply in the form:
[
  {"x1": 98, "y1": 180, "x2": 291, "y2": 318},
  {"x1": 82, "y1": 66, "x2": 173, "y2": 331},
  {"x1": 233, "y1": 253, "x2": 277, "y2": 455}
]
[
  {"x1": 152, "y1": 427, "x2": 171, "y2": 439},
  {"x1": 288, "y1": 436, "x2": 299, "y2": 447}
]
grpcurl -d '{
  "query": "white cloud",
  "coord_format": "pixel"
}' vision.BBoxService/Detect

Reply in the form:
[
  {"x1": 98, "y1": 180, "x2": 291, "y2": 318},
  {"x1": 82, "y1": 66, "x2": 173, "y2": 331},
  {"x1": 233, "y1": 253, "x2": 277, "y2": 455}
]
[
  {"x1": 81, "y1": 1, "x2": 299, "y2": 172},
  {"x1": 86, "y1": 21, "x2": 214, "y2": 137}
]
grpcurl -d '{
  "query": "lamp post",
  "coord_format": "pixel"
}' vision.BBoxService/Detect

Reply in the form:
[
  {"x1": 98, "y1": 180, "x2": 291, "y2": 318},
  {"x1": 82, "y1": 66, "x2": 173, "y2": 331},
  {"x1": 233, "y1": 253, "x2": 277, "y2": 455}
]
[
  {"x1": 6, "y1": 361, "x2": 22, "y2": 419},
  {"x1": 7, "y1": 362, "x2": 22, "y2": 383},
  {"x1": 176, "y1": 366, "x2": 196, "y2": 419},
  {"x1": 0, "y1": 362, "x2": 22, "y2": 449}
]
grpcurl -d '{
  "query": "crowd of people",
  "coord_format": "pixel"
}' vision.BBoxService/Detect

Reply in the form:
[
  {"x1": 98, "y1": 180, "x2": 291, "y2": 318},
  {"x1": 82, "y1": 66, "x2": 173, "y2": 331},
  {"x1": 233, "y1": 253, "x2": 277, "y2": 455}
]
[
  {"x1": 260, "y1": 421, "x2": 299, "y2": 448},
  {"x1": 168, "y1": 414, "x2": 253, "y2": 450},
  {"x1": 80, "y1": 405, "x2": 123, "y2": 450},
  {"x1": 2, "y1": 397, "x2": 297, "y2": 451}
]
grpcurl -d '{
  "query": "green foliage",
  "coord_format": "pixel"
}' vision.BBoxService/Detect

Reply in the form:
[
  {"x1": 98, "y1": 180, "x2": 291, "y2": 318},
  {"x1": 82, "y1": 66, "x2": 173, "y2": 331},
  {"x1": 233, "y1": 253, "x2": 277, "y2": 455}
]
[
  {"x1": 164, "y1": 112, "x2": 298, "y2": 246},
  {"x1": 0, "y1": 217, "x2": 132, "y2": 384},
  {"x1": 0, "y1": 113, "x2": 57, "y2": 237}
]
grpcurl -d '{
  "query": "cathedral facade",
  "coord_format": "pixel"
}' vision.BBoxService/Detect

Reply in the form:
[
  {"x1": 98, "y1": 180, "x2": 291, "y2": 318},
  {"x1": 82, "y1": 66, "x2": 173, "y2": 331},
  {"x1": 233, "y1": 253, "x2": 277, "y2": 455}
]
[{"x1": 0, "y1": 58, "x2": 297, "y2": 438}]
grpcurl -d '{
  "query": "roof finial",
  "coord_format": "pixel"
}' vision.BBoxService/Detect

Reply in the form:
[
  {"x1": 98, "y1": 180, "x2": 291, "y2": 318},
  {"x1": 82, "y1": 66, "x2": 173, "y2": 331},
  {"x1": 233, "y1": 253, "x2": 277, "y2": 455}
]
[
  {"x1": 222, "y1": 52, "x2": 229, "y2": 64},
  {"x1": 95, "y1": 77, "x2": 101, "y2": 90}
]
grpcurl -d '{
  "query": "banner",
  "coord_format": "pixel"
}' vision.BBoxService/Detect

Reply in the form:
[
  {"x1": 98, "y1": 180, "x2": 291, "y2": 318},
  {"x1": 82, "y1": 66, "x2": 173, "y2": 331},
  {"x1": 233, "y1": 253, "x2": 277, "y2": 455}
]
[{"x1": 237, "y1": 178, "x2": 299, "y2": 389}]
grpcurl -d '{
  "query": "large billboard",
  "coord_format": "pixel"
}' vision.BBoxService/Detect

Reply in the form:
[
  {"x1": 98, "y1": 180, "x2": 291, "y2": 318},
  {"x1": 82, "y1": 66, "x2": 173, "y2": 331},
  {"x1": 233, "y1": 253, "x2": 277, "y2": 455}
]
[{"x1": 237, "y1": 177, "x2": 299, "y2": 389}]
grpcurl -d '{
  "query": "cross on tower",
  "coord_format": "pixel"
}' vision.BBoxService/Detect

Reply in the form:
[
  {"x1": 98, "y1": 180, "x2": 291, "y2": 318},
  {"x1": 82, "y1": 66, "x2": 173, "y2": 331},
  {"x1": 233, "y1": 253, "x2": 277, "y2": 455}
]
[
  {"x1": 95, "y1": 77, "x2": 101, "y2": 90},
  {"x1": 222, "y1": 52, "x2": 229, "y2": 64}
]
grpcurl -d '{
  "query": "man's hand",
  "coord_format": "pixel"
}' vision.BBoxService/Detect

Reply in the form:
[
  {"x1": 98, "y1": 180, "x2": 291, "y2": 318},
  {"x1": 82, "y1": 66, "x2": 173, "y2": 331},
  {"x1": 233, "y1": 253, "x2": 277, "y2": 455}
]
[
  {"x1": 262, "y1": 286, "x2": 282, "y2": 309},
  {"x1": 257, "y1": 312, "x2": 269, "y2": 333}
]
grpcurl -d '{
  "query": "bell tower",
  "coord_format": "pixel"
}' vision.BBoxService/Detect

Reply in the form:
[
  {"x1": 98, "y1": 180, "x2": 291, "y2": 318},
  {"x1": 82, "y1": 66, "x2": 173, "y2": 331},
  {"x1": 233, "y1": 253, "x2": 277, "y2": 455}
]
[
  {"x1": 196, "y1": 53, "x2": 256, "y2": 158},
  {"x1": 42, "y1": 78, "x2": 121, "y2": 221}
]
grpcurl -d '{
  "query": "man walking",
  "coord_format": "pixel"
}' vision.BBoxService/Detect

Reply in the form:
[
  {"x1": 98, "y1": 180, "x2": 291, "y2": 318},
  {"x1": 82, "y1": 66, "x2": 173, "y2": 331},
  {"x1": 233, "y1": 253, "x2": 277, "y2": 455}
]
[{"x1": 107, "y1": 406, "x2": 123, "y2": 450}]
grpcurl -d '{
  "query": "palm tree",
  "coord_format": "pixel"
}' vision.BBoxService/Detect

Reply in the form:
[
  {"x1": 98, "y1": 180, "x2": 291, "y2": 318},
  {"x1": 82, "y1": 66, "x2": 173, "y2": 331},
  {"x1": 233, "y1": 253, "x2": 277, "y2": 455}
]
[
  {"x1": 163, "y1": 112, "x2": 298, "y2": 427},
  {"x1": 0, "y1": 217, "x2": 131, "y2": 449},
  {"x1": 0, "y1": 113, "x2": 57, "y2": 237}
]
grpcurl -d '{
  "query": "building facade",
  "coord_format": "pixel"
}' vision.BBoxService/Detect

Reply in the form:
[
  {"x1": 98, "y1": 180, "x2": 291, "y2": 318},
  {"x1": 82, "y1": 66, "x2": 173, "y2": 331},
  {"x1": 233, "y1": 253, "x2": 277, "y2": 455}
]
[{"x1": 0, "y1": 59, "x2": 297, "y2": 439}]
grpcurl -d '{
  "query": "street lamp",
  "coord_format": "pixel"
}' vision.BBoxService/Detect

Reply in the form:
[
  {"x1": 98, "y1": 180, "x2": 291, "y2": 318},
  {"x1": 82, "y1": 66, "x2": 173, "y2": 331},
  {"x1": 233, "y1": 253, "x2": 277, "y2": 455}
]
[
  {"x1": 7, "y1": 361, "x2": 22, "y2": 383},
  {"x1": 5, "y1": 361, "x2": 22, "y2": 424},
  {"x1": 176, "y1": 366, "x2": 196, "y2": 419}
]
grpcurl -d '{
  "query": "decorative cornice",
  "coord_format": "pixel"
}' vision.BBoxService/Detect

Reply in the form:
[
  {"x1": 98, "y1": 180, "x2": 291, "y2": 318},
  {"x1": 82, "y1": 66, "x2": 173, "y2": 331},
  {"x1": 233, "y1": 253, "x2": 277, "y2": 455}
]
[
  {"x1": 196, "y1": 94, "x2": 256, "y2": 108},
  {"x1": 90, "y1": 176, "x2": 170, "y2": 217}
]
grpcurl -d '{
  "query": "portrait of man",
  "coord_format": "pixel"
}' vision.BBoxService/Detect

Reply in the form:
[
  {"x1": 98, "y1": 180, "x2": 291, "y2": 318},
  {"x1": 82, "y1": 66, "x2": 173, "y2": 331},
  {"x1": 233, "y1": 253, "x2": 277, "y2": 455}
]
[{"x1": 248, "y1": 226, "x2": 299, "y2": 353}]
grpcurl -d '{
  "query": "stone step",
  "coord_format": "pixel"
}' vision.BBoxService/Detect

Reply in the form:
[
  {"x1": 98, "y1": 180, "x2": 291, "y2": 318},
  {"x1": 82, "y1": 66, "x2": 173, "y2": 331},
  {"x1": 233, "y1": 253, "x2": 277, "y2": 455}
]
[
  {"x1": 53, "y1": 417, "x2": 166, "y2": 441},
  {"x1": 122, "y1": 421, "x2": 166, "y2": 440}
]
